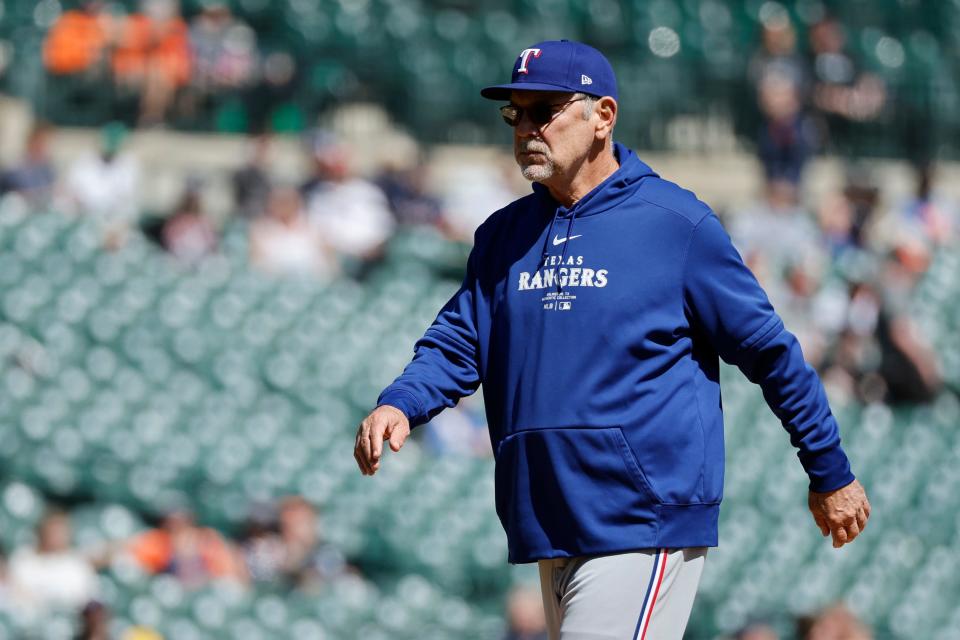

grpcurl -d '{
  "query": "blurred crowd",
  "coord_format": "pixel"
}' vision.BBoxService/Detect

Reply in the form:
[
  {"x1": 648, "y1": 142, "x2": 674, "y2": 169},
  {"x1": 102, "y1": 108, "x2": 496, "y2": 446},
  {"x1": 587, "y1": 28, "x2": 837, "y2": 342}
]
[
  {"x1": 0, "y1": 6, "x2": 957, "y2": 640},
  {"x1": 747, "y1": 8, "x2": 890, "y2": 171},
  {"x1": 0, "y1": 119, "x2": 472, "y2": 275},
  {"x1": 0, "y1": 499, "x2": 886, "y2": 640},
  {"x1": 6, "y1": 3, "x2": 953, "y2": 412},
  {"x1": 0, "y1": 496, "x2": 359, "y2": 639},
  {"x1": 0, "y1": 498, "x2": 879, "y2": 640},
  {"x1": 738, "y1": 7, "x2": 955, "y2": 407},
  {"x1": 42, "y1": 0, "x2": 291, "y2": 130}
]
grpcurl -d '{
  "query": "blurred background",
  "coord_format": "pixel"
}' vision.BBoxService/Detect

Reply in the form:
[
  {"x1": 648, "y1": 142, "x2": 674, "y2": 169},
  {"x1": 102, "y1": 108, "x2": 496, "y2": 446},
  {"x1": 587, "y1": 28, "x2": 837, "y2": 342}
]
[{"x1": 0, "y1": 0, "x2": 958, "y2": 638}]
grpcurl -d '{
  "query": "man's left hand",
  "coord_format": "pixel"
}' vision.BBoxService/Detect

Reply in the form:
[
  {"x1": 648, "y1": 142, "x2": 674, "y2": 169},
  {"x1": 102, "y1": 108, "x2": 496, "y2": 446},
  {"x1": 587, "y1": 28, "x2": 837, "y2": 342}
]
[{"x1": 808, "y1": 479, "x2": 871, "y2": 549}]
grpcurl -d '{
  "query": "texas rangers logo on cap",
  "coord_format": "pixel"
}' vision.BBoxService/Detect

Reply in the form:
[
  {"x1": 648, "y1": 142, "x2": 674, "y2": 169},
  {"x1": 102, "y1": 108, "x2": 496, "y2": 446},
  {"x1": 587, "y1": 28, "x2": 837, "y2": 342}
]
[{"x1": 517, "y1": 48, "x2": 542, "y2": 74}]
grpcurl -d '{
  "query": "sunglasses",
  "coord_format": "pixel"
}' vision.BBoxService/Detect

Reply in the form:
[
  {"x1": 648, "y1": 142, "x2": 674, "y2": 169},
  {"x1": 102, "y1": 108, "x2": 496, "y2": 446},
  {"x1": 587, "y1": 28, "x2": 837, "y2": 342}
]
[{"x1": 499, "y1": 96, "x2": 587, "y2": 127}]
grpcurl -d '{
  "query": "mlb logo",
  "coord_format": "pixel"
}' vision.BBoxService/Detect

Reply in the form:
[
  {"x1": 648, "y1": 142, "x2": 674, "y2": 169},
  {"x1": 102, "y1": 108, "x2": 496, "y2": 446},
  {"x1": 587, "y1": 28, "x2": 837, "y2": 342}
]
[{"x1": 558, "y1": 301, "x2": 572, "y2": 310}]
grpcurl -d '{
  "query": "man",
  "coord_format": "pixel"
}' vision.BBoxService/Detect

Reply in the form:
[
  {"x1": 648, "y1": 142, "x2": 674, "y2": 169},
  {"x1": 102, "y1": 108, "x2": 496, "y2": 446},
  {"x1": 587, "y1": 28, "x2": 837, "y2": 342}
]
[{"x1": 354, "y1": 40, "x2": 871, "y2": 639}]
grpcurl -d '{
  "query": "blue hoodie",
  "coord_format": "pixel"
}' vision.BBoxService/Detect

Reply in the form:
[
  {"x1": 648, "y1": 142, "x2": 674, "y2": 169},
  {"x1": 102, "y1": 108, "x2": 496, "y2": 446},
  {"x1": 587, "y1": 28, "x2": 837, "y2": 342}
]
[{"x1": 378, "y1": 143, "x2": 854, "y2": 563}]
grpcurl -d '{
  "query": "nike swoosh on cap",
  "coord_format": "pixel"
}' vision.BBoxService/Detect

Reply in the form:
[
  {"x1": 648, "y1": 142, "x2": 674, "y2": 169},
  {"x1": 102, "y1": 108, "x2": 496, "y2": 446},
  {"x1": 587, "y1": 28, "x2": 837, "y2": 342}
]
[{"x1": 553, "y1": 234, "x2": 583, "y2": 246}]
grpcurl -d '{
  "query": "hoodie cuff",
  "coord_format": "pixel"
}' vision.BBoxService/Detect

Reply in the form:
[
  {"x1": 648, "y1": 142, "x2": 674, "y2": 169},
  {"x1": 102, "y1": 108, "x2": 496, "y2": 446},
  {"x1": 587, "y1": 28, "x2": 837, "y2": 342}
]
[
  {"x1": 376, "y1": 389, "x2": 423, "y2": 425},
  {"x1": 803, "y1": 445, "x2": 856, "y2": 493}
]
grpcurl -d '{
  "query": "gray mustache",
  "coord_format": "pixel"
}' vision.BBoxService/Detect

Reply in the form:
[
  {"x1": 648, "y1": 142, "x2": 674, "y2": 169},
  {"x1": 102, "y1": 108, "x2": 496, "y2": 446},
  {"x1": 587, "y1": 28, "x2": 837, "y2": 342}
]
[{"x1": 519, "y1": 142, "x2": 550, "y2": 154}]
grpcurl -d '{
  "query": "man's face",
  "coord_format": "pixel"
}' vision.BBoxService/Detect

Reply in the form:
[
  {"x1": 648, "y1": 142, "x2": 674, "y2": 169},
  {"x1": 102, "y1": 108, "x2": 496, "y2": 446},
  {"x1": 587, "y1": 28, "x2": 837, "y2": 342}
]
[{"x1": 510, "y1": 90, "x2": 595, "y2": 183}]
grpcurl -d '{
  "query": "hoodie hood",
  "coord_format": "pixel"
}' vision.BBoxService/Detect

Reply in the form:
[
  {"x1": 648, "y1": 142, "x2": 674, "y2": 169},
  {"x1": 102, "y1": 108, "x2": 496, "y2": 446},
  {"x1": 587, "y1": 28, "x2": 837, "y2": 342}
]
[{"x1": 531, "y1": 142, "x2": 660, "y2": 218}]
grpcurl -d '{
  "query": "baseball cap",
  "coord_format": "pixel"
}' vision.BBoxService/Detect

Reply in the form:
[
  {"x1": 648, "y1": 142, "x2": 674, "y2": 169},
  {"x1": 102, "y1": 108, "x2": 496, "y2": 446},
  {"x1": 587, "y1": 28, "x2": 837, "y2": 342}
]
[{"x1": 481, "y1": 39, "x2": 618, "y2": 102}]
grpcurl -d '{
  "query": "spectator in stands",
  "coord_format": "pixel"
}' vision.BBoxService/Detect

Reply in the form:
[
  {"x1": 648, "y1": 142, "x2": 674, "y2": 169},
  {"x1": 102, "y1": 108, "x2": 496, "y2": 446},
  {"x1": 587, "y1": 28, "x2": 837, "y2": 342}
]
[
  {"x1": 42, "y1": 1, "x2": 114, "y2": 79},
  {"x1": 748, "y1": 5, "x2": 808, "y2": 98},
  {"x1": 736, "y1": 621, "x2": 780, "y2": 640},
  {"x1": 239, "y1": 504, "x2": 285, "y2": 584},
  {"x1": 439, "y1": 155, "x2": 520, "y2": 241},
  {"x1": 188, "y1": 1, "x2": 258, "y2": 95},
  {"x1": 894, "y1": 163, "x2": 956, "y2": 249},
  {"x1": 232, "y1": 133, "x2": 273, "y2": 219},
  {"x1": 0, "y1": 543, "x2": 11, "y2": 614},
  {"x1": 242, "y1": 497, "x2": 350, "y2": 592},
  {"x1": 501, "y1": 585, "x2": 547, "y2": 640},
  {"x1": 756, "y1": 71, "x2": 817, "y2": 186},
  {"x1": 249, "y1": 184, "x2": 338, "y2": 279},
  {"x1": 0, "y1": 123, "x2": 56, "y2": 208},
  {"x1": 127, "y1": 509, "x2": 247, "y2": 588},
  {"x1": 818, "y1": 277, "x2": 883, "y2": 404},
  {"x1": 7, "y1": 510, "x2": 99, "y2": 617},
  {"x1": 801, "y1": 603, "x2": 873, "y2": 640},
  {"x1": 807, "y1": 15, "x2": 886, "y2": 154},
  {"x1": 112, "y1": 0, "x2": 191, "y2": 126},
  {"x1": 0, "y1": 39, "x2": 10, "y2": 83},
  {"x1": 422, "y1": 394, "x2": 492, "y2": 457},
  {"x1": 731, "y1": 179, "x2": 823, "y2": 288},
  {"x1": 874, "y1": 248, "x2": 943, "y2": 403},
  {"x1": 301, "y1": 133, "x2": 395, "y2": 275},
  {"x1": 75, "y1": 600, "x2": 111, "y2": 640},
  {"x1": 375, "y1": 159, "x2": 449, "y2": 232},
  {"x1": 245, "y1": 49, "x2": 301, "y2": 133},
  {"x1": 64, "y1": 121, "x2": 141, "y2": 248},
  {"x1": 816, "y1": 169, "x2": 881, "y2": 257},
  {"x1": 161, "y1": 177, "x2": 218, "y2": 264},
  {"x1": 730, "y1": 179, "x2": 831, "y2": 366}
]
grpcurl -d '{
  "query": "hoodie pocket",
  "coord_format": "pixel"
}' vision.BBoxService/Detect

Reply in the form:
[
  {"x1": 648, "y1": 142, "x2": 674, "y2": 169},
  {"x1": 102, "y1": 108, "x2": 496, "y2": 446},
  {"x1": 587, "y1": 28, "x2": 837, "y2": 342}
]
[{"x1": 494, "y1": 426, "x2": 661, "y2": 557}]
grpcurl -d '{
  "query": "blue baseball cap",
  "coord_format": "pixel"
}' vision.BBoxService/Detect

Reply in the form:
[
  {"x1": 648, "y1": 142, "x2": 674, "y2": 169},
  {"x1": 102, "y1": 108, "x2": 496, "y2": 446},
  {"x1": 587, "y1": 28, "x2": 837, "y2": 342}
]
[{"x1": 481, "y1": 39, "x2": 618, "y2": 102}]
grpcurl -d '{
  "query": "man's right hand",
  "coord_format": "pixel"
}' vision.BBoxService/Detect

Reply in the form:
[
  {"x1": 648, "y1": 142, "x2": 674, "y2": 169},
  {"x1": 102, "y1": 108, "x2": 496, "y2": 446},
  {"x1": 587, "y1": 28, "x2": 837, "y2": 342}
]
[{"x1": 354, "y1": 405, "x2": 411, "y2": 476}]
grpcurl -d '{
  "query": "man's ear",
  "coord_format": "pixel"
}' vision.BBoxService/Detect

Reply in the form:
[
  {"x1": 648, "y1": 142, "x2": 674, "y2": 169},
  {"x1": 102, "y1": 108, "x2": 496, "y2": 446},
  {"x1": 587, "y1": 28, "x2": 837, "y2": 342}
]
[{"x1": 595, "y1": 97, "x2": 617, "y2": 141}]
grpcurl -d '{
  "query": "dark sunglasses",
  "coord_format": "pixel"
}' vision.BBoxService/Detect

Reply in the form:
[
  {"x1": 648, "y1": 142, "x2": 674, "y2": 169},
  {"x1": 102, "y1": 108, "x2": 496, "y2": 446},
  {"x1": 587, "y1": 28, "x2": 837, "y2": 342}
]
[{"x1": 499, "y1": 96, "x2": 587, "y2": 127}]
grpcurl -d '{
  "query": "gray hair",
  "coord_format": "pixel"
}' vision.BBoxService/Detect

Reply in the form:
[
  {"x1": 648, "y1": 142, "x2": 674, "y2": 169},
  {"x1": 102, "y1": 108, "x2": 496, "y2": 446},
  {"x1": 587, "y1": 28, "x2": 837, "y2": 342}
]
[{"x1": 575, "y1": 93, "x2": 598, "y2": 120}]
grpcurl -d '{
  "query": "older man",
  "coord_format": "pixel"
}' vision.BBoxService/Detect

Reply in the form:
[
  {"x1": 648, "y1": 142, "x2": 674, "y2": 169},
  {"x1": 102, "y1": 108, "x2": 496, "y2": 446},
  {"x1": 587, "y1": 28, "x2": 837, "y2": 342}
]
[{"x1": 354, "y1": 40, "x2": 870, "y2": 639}]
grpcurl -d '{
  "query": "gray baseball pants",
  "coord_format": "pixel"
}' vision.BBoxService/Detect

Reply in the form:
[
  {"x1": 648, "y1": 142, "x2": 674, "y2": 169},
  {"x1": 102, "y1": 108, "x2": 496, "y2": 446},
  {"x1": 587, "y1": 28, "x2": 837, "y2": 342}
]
[{"x1": 537, "y1": 547, "x2": 708, "y2": 640}]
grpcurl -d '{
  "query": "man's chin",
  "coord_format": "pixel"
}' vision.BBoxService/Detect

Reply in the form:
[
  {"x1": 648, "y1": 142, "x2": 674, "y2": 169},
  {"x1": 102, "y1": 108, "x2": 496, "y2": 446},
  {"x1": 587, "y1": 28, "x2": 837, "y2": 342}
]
[{"x1": 520, "y1": 164, "x2": 555, "y2": 182}]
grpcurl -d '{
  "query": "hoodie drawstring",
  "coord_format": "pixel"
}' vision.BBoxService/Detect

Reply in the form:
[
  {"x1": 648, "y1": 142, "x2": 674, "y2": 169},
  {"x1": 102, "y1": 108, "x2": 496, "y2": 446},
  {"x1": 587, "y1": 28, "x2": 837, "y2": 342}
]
[
  {"x1": 538, "y1": 204, "x2": 578, "y2": 295},
  {"x1": 539, "y1": 206, "x2": 562, "y2": 269},
  {"x1": 556, "y1": 209, "x2": 578, "y2": 293}
]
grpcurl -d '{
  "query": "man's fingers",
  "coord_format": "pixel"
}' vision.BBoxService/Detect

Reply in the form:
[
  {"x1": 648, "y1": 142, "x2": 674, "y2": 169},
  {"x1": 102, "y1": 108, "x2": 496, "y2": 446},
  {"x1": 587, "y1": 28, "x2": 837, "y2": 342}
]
[
  {"x1": 367, "y1": 418, "x2": 388, "y2": 463},
  {"x1": 809, "y1": 500, "x2": 830, "y2": 536},
  {"x1": 829, "y1": 516, "x2": 861, "y2": 548},
  {"x1": 353, "y1": 430, "x2": 367, "y2": 474},
  {"x1": 832, "y1": 525, "x2": 848, "y2": 548},
  {"x1": 388, "y1": 424, "x2": 408, "y2": 452},
  {"x1": 845, "y1": 519, "x2": 860, "y2": 542},
  {"x1": 356, "y1": 418, "x2": 382, "y2": 475},
  {"x1": 856, "y1": 508, "x2": 867, "y2": 532},
  {"x1": 813, "y1": 510, "x2": 829, "y2": 537},
  {"x1": 355, "y1": 429, "x2": 374, "y2": 475},
  {"x1": 359, "y1": 420, "x2": 373, "y2": 463},
  {"x1": 353, "y1": 440, "x2": 367, "y2": 475},
  {"x1": 354, "y1": 445, "x2": 370, "y2": 475}
]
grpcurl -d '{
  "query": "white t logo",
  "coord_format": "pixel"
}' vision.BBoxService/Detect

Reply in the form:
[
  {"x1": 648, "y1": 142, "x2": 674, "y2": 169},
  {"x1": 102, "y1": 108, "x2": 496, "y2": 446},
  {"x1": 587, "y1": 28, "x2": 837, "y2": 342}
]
[{"x1": 517, "y1": 48, "x2": 542, "y2": 74}]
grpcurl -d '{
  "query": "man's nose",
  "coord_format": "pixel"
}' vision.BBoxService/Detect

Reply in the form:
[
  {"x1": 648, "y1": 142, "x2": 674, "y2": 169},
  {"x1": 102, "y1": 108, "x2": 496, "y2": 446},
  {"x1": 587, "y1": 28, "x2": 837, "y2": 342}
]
[{"x1": 515, "y1": 111, "x2": 540, "y2": 138}]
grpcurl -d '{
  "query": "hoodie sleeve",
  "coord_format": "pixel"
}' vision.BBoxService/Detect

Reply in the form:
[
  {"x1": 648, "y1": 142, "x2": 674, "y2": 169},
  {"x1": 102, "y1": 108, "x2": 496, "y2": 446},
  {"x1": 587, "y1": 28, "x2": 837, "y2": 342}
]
[
  {"x1": 682, "y1": 213, "x2": 854, "y2": 493},
  {"x1": 376, "y1": 245, "x2": 482, "y2": 427}
]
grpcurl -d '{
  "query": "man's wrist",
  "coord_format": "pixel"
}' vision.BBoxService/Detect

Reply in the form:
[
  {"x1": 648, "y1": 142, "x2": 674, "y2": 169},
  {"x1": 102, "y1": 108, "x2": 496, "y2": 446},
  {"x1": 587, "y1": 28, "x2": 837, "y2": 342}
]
[
  {"x1": 377, "y1": 404, "x2": 409, "y2": 422},
  {"x1": 804, "y1": 445, "x2": 855, "y2": 493},
  {"x1": 376, "y1": 389, "x2": 421, "y2": 424}
]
